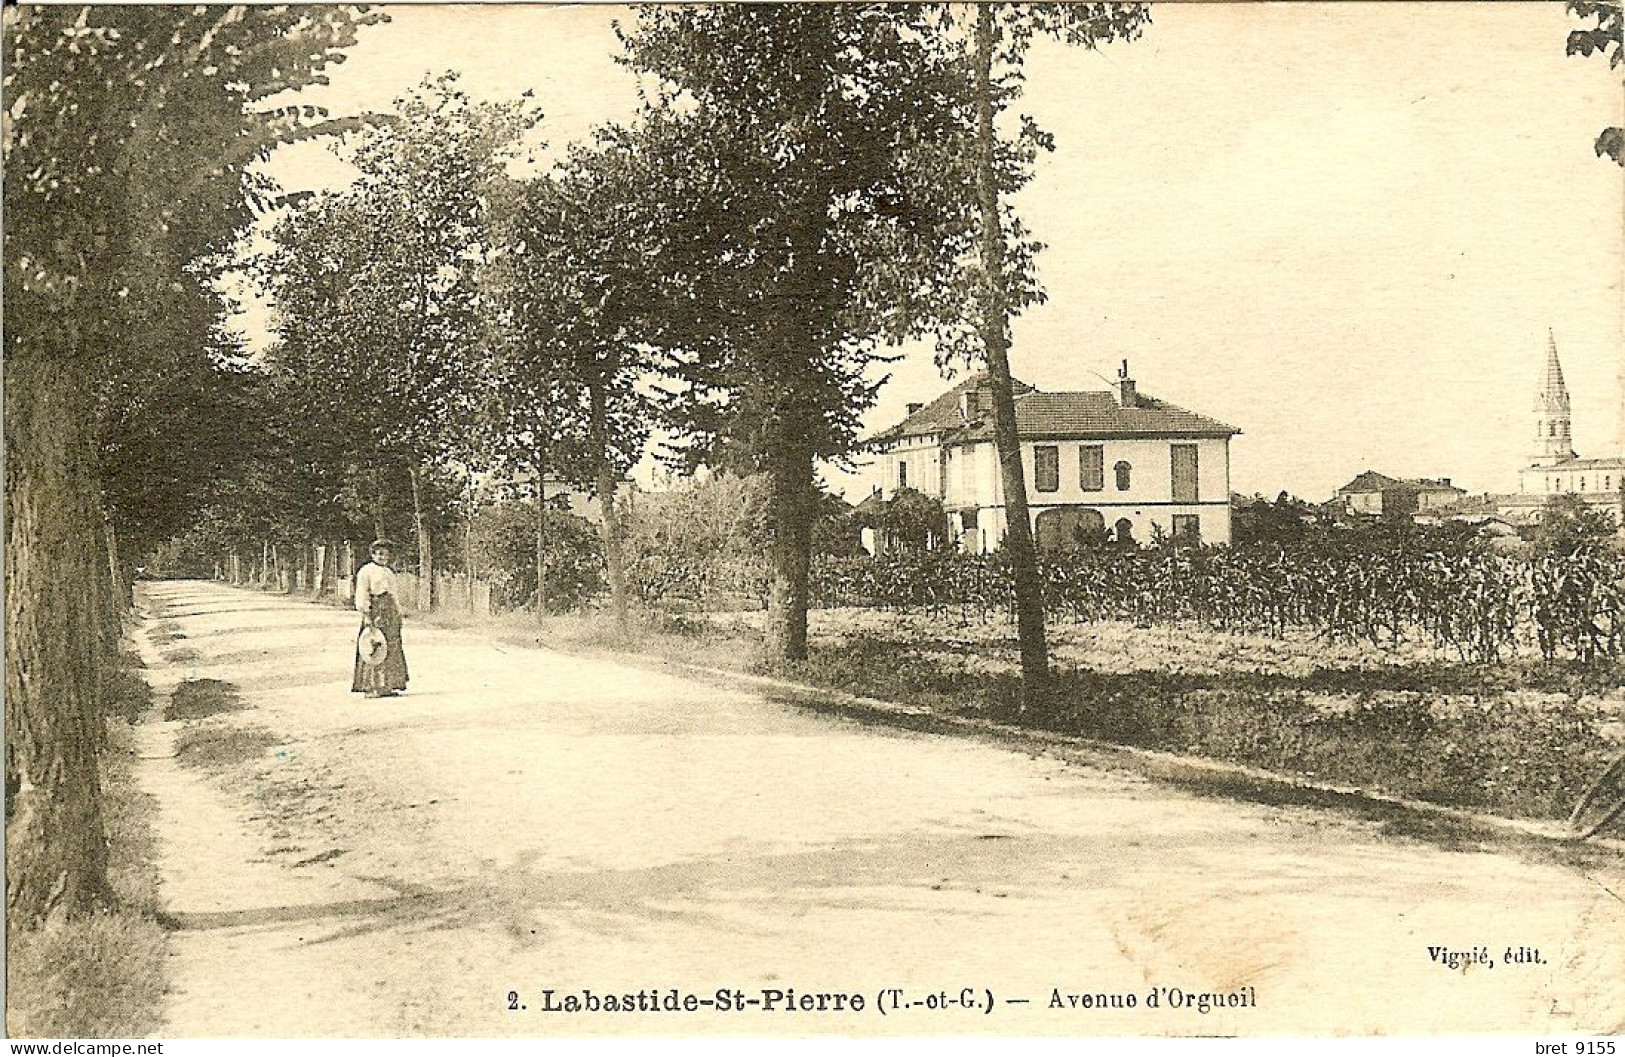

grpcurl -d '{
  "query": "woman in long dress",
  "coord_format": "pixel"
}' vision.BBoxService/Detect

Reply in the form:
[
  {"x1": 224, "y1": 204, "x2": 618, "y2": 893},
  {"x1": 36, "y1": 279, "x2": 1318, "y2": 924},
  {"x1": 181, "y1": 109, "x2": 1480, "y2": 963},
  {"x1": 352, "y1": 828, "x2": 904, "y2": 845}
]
[{"x1": 351, "y1": 538, "x2": 410, "y2": 697}]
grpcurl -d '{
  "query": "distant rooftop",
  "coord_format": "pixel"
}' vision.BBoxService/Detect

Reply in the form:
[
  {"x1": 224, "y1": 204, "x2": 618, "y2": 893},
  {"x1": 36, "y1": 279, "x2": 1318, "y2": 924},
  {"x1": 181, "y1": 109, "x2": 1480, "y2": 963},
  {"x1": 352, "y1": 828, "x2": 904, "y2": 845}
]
[{"x1": 1336, "y1": 471, "x2": 1466, "y2": 496}]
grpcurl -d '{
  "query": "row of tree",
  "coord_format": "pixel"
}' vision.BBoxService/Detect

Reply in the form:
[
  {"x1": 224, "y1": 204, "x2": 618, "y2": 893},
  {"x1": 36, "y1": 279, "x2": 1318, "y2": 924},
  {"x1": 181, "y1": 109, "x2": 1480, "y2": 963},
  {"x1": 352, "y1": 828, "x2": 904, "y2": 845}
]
[
  {"x1": 209, "y1": 5, "x2": 1152, "y2": 692},
  {"x1": 5, "y1": 4, "x2": 389, "y2": 927}
]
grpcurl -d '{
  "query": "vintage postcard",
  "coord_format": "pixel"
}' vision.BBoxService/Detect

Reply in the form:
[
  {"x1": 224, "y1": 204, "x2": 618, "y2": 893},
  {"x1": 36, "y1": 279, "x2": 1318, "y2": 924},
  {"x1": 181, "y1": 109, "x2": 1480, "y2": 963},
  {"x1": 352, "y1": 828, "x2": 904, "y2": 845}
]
[{"x1": 4, "y1": 0, "x2": 1623, "y2": 1045}]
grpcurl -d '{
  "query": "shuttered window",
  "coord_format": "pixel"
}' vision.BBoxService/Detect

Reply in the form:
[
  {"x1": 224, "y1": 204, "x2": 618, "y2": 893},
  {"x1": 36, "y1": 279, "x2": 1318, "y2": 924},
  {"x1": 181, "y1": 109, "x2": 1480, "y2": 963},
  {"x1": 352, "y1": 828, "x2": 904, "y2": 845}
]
[
  {"x1": 1079, "y1": 445, "x2": 1104, "y2": 491},
  {"x1": 1171, "y1": 444, "x2": 1199, "y2": 503},
  {"x1": 1034, "y1": 445, "x2": 1059, "y2": 493}
]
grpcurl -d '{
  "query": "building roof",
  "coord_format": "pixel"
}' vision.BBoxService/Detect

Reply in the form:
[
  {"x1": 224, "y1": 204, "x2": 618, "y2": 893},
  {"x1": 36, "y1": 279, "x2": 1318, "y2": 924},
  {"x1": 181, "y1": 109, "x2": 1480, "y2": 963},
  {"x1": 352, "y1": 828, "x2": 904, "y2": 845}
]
[
  {"x1": 1539, "y1": 329, "x2": 1568, "y2": 404},
  {"x1": 1523, "y1": 456, "x2": 1625, "y2": 471},
  {"x1": 1336, "y1": 471, "x2": 1466, "y2": 496},
  {"x1": 853, "y1": 490, "x2": 887, "y2": 516},
  {"x1": 872, "y1": 373, "x2": 1035, "y2": 441},
  {"x1": 871, "y1": 373, "x2": 1239, "y2": 444}
]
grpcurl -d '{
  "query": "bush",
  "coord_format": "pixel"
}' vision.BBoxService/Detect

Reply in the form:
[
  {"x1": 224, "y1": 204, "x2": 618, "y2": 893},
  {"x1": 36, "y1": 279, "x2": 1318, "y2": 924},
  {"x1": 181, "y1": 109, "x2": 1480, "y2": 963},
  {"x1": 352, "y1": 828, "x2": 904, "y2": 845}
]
[
  {"x1": 468, "y1": 502, "x2": 605, "y2": 612},
  {"x1": 621, "y1": 473, "x2": 771, "y2": 608}
]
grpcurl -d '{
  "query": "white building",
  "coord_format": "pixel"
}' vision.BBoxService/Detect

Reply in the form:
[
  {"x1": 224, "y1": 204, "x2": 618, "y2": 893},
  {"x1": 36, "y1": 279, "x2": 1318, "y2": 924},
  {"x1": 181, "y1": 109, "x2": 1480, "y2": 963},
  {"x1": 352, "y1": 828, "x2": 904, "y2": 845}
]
[
  {"x1": 865, "y1": 363, "x2": 1240, "y2": 552},
  {"x1": 1499, "y1": 332, "x2": 1625, "y2": 524}
]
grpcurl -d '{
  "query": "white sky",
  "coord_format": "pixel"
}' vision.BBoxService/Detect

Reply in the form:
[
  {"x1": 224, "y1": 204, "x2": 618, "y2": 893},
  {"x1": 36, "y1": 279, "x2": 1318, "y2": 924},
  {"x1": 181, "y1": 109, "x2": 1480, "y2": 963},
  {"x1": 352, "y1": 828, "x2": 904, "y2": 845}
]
[{"x1": 248, "y1": 2, "x2": 1624, "y2": 502}]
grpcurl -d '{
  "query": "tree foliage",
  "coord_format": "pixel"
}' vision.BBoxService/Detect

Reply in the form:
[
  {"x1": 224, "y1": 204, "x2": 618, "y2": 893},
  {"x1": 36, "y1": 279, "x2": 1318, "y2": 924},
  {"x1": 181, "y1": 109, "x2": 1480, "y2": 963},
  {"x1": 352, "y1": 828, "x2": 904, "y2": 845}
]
[
  {"x1": 485, "y1": 126, "x2": 674, "y2": 623},
  {"x1": 1232, "y1": 492, "x2": 1327, "y2": 547},
  {"x1": 1566, "y1": 1, "x2": 1624, "y2": 165},
  {"x1": 4, "y1": 4, "x2": 380, "y2": 926},
  {"x1": 867, "y1": 486, "x2": 953, "y2": 554},
  {"x1": 257, "y1": 74, "x2": 540, "y2": 592},
  {"x1": 261, "y1": 74, "x2": 538, "y2": 468},
  {"x1": 468, "y1": 504, "x2": 605, "y2": 612},
  {"x1": 491, "y1": 132, "x2": 659, "y2": 475},
  {"x1": 614, "y1": 4, "x2": 983, "y2": 660},
  {"x1": 1533, "y1": 493, "x2": 1621, "y2": 555}
]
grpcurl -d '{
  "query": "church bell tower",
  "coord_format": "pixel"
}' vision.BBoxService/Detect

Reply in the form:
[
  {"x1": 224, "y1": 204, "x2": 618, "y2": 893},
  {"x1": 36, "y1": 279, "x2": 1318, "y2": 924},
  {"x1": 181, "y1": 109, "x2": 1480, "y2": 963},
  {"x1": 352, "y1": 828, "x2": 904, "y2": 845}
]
[{"x1": 1531, "y1": 330, "x2": 1577, "y2": 466}]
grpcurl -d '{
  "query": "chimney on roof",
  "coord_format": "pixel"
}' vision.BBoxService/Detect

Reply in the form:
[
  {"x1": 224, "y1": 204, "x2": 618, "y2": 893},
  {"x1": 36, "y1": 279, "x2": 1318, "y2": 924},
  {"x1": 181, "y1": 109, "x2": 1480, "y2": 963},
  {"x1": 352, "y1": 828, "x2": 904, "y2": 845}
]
[
  {"x1": 1118, "y1": 359, "x2": 1138, "y2": 409},
  {"x1": 906, "y1": 402, "x2": 924, "y2": 415}
]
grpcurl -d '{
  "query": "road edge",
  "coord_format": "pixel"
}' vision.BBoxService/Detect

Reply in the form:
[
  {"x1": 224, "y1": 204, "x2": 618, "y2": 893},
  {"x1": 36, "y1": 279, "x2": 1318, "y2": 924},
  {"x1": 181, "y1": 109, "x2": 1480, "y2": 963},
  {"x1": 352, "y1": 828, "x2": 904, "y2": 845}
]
[
  {"x1": 217, "y1": 580, "x2": 1625, "y2": 857},
  {"x1": 581, "y1": 646, "x2": 1625, "y2": 859}
]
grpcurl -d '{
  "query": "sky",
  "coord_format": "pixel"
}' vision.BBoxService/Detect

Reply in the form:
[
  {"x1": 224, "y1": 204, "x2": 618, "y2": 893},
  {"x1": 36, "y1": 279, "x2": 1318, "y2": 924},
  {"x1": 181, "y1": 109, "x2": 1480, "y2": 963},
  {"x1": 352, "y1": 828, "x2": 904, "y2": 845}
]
[{"x1": 248, "y1": 2, "x2": 1624, "y2": 503}]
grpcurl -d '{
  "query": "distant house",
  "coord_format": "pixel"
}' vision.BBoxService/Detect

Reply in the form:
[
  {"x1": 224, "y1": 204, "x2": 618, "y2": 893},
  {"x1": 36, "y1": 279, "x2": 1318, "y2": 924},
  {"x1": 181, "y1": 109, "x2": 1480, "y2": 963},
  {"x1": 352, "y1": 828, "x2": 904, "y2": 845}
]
[
  {"x1": 1334, "y1": 472, "x2": 1466, "y2": 520},
  {"x1": 1445, "y1": 511, "x2": 1520, "y2": 537},
  {"x1": 865, "y1": 363, "x2": 1241, "y2": 552},
  {"x1": 481, "y1": 471, "x2": 633, "y2": 524}
]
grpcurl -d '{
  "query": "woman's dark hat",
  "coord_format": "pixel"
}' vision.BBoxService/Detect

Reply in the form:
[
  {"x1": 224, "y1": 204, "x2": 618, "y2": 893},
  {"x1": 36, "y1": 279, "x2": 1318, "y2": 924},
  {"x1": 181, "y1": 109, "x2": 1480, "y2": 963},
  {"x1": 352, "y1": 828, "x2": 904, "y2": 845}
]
[{"x1": 370, "y1": 538, "x2": 395, "y2": 552}]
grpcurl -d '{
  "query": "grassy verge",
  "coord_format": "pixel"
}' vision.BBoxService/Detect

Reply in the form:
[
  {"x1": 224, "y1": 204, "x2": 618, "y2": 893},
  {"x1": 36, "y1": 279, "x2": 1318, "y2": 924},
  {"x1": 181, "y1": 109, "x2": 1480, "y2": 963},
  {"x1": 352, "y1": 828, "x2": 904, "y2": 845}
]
[
  {"x1": 483, "y1": 606, "x2": 1623, "y2": 825},
  {"x1": 175, "y1": 724, "x2": 276, "y2": 772},
  {"x1": 165, "y1": 678, "x2": 243, "y2": 721},
  {"x1": 416, "y1": 603, "x2": 771, "y2": 673},
  {"x1": 6, "y1": 720, "x2": 168, "y2": 1038},
  {"x1": 795, "y1": 635, "x2": 1622, "y2": 822},
  {"x1": 153, "y1": 667, "x2": 274, "y2": 771},
  {"x1": 104, "y1": 649, "x2": 154, "y2": 723}
]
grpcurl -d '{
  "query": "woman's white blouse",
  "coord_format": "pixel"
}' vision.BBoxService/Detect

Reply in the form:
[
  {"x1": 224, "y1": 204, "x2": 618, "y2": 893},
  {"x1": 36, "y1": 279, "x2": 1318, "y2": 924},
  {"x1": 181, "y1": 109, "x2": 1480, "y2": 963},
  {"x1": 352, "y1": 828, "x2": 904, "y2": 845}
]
[{"x1": 354, "y1": 562, "x2": 399, "y2": 614}]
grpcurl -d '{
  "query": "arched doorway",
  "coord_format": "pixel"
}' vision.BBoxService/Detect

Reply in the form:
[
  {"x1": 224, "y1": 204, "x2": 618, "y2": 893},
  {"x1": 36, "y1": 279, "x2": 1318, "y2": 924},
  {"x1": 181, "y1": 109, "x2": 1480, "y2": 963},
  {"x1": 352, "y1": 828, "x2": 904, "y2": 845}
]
[{"x1": 1034, "y1": 507, "x2": 1106, "y2": 554}]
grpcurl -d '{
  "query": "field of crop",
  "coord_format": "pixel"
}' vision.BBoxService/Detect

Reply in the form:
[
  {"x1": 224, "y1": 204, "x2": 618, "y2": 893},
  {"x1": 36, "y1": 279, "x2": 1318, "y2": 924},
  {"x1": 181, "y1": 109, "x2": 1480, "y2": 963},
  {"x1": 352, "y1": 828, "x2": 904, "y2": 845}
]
[{"x1": 631, "y1": 523, "x2": 1624, "y2": 663}]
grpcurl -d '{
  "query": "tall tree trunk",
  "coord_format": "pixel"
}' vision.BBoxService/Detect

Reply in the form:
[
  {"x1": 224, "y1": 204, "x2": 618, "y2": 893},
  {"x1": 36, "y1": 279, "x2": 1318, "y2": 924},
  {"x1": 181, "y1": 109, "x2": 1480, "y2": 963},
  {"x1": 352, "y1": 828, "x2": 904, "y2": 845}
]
[
  {"x1": 763, "y1": 438, "x2": 815, "y2": 664},
  {"x1": 369, "y1": 463, "x2": 386, "y2": 541},
  {"x1": 534, "y1": 446, "x2": 548, "y2": 621},
  {"x1": 974, "y1": 2, "x2": 1049, "y2": 708},
  {"x1": 4, "y1": 352, "x2": 114, "y2": 927},
  {"x1": 406, "y1": 460, "x2": 433, "y2": 611},
  {"x1": 589, "y1": 373, "x2": 630, "y2": 631},
  {"x1": 97, "y1": 515, "x2": 123, "y2": 654},
  {"x1": 464, "y1": 519, "x2": 477, "y2": 613},
  {"x1": 104, "y1": 515, "x2": 128, "y2": 615}
]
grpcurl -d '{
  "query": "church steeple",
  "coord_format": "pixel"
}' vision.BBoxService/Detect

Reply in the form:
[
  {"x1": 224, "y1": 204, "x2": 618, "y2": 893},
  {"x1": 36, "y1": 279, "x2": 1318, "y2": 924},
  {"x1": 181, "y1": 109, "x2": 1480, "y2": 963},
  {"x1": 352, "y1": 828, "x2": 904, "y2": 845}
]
[{"x1": 1531, "y1": 329, "x2": 1577, "y2": 466}]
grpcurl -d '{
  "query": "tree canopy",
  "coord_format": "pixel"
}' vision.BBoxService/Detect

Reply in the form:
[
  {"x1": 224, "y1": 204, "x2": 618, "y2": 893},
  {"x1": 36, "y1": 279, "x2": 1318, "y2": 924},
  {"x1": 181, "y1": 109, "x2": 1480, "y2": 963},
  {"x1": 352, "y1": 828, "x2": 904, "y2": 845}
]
[
  {"x1": 1566, "y1": 1, "x2": 1624, "y2": 165},
  {"x1": 5, "y1": 3, "x2": 383, "y2": 925},
  {"x1": 612, "y1": 4, "x2": 984, "y2": 658}
]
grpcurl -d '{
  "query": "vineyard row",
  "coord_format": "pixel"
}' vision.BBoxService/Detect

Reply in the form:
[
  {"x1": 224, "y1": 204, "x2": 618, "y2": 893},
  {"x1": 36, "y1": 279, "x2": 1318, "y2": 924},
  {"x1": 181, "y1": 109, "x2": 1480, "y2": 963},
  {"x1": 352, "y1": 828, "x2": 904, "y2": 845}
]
[{"x1": 628, "y1": 542, "x2": 1625, "y2": 664}]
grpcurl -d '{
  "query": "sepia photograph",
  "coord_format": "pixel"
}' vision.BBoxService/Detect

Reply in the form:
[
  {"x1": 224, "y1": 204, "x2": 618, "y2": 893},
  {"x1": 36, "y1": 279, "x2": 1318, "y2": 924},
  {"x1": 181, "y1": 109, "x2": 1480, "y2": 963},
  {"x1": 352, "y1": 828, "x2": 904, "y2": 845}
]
[{"x1": 4, "y1": 0, "x2": 1624, "y2": 1043}]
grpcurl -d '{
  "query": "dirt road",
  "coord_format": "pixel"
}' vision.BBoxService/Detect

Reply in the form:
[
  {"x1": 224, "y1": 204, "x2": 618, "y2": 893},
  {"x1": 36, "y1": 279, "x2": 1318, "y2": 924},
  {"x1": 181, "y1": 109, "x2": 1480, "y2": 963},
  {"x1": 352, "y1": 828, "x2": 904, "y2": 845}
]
[{"x1": 134, "y1": 580, "x2": 1625, "y2": 1037}]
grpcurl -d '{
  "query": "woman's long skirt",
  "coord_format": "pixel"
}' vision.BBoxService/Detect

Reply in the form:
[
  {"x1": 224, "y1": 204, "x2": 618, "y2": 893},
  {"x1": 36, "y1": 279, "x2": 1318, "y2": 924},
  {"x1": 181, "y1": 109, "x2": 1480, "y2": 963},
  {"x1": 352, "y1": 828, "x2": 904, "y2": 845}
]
[{"x1": 352, "y1": 592, "x2": 410, "y2": 694}]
